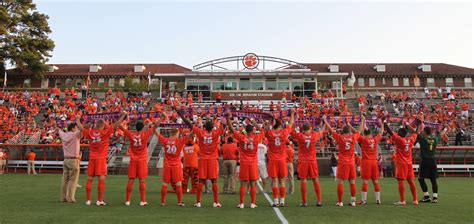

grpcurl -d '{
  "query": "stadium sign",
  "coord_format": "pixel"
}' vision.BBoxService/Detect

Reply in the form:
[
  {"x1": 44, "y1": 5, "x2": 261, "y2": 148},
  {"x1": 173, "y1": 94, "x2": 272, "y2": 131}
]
[{"x1": 217, "y1": 91, "x2": 289, "y2": 100}]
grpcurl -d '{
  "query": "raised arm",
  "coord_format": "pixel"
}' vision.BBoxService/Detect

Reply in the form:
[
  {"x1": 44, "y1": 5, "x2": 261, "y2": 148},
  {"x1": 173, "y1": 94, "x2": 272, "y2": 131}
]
[
  {"x1": 113, "y1": 112, "x2": 127, "y2": 128},
  {"x1": 226, "y1": 112, "x2": 235, "y2": 134},
  {"x1": 384, "y1": 121, "x2": 393, "y2": 137},
  {"x1": 358, "y1": 115, "x2": 366, "y2": 133},
  {"x1": 322, "y1": 115, "x2": 333, "y2": 134},
  {"x1": 405, "y1": 122, "x2": 417, "y2": 134},
  {"x1": 174, "y1": 106, "x2": 193, "y2": 128},
  {"x1": 289, "y1": 109, "x2": 295, "y2": 127},
  {"x1": 76, "y1": 115, "x2": 84, "y2": 131},
  {"x1": 379, "y1": 118, "x2": 384, "y2": 135}
]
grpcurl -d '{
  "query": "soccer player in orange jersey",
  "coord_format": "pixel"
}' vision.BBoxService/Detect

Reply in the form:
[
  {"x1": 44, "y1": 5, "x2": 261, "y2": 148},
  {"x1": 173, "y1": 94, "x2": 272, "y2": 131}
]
[
  {"x1": 119, "y1": 118, "x2": 161, "y2": 206},
  {"x1": 265, "y1": 109, "x2": 294, "y2": 207},
  {"x1": 290, "y1": 122, "x2": 324, "y2": 207},
  {"x1": 156, "y1": 128, "x2": 189, "y2": 206},
  {"x1": 76, "y1": 113, "x2": 126, "y2": 206},
  {"x1": 227, "y1": 115, "x2": 264, "y2": 209},
  {"x1": 357, "y1": 119, "x2": 384, "y2": 205},
  {"x1": 384, "y1": 121, "x2": 419, "y2": 205},
  {"x1": 177, "y1": 108, "x2": 225, "y2": 208},
  {"x1": 323, "y1": 115, "x2": 365, "y2": 207}
]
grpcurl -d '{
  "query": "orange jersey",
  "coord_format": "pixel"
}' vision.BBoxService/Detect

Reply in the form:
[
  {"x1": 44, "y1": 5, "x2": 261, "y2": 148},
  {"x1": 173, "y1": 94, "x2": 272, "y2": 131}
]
[
  {"x1": 158, "y1": 135, "x2": 187, "y2": 167},
  {"x1": 265, "y1": 126, "x2": 292, "y2": 161},
  {"x1": 221, "y1": 143, "x2": 238, "y2": 160},
  {"x1": 82, "y1": 126, "x2": 114, "y2": 159},
  {"x1": 291, "y1": 131, "x2": 322, "y2": 163},
  {"x1": 333, "y1": 132, "x2": 360, "y2": 164},
  {"x1": 183, "y1": 144, "x2": 199, "y2": 167},
  {"x1": 391, "y1": 133, "x2": 417, "y2": 165},
  {"x1": 192, "y1": 125, "x2": 225, "y2": 160},
  {"x1": 232, "y1": 130, "x2": 264, "y2": 165},
  {"x1": 27, "y1": 152, "x2": 36, "y2": 160},
  {"x1": 358, "y1": 134, "x2": 382, "y2": 160},
  {"x1": 123, "y1": 129, "x2": 154, "y2": 161}
]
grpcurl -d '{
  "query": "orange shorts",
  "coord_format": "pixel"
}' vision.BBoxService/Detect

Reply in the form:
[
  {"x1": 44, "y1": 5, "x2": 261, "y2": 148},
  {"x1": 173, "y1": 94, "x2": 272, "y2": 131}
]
[
  {"x1": 198, "y1": 159, "x2": 219, "y2": 180},
  {"x1": 239, "y1": 163, "x2": 259, "y2": 181},
  {"x1": 163, "y1": 165, "x2": 183, "y2": 183},
  {"x1": 268, "y1": 160, "x2": 288, "y2": 178},
  {"x1": 336, "y1": 163, "x2": 356, "y2": 180},
  {"x1": 88, "y1": 158, "x2": 107, "y2": 176},
  {"x1": 298, "y1": 162, "x2": 319, "y2": 179},
  {"x1": 128, "y1": 159, "x2": 148, "y2": 179},
  {"x1": 395, "y1": 163, "x2": 414, "y2": 180},
  {"x1": 360, "y1": 160, "x2": 379, "y2": 180}
]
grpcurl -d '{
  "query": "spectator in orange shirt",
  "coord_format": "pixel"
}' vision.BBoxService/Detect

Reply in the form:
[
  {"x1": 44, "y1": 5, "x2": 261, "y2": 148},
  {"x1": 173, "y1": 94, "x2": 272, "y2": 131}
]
[
  {"x1": 286, "y1": 142, "x2": 295, "y2": 194},
  {"x1": 27, "y1": 149, "x2": 37, "y2": 175},
  {"x1": 221, "y1": 137, "x2": 238, "y2": 193},
  {"x1": 182, "y1": 137, "x2": 200, "y2": 194}
]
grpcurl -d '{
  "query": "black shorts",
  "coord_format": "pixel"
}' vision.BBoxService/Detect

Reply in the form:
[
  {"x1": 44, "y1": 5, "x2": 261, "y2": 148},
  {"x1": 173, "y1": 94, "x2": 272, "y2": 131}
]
[{"x1": 419, "y1": 159, "x2": 437, "y2": 179}]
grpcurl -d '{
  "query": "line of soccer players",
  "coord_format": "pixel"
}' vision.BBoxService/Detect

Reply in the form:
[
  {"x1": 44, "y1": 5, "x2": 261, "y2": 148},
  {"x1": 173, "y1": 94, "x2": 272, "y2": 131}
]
[{"x1": 75, "y1": 107, "x2": 446, "y2": 207}]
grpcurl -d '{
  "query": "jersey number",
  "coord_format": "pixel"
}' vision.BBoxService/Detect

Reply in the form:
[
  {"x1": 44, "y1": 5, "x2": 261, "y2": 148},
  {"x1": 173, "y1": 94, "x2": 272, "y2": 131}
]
[
  {"x1": 305, "y1": 140, "x2": 311, "y2": 149},
  {"x1": 133, "y1": 138, "x2": 142, "y2": 147},
  {"x1": 204, "y1": 137, "x2": 213, "y2": 144},
  {"x1": 245, "y1": 143, "x2": 254, "y2": 150},
  {"x1": 166, "y1": 145, "x2": 177, "y2": 154},
  {"x1": 345, "y1": 142, "x2": 351, "y2": 150},
  {"x1": 275, "y1": 138, "x2": 281, "y2": 146},
  {"x1": 91, "y1": 137, "x2": 101, "y2": 143}
]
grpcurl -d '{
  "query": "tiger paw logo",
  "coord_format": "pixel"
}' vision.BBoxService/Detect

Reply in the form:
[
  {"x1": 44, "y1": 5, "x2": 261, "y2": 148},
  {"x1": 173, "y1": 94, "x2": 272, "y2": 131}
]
[{"x1": 243, "y1": 53, "x2": 259, "y2": 69}]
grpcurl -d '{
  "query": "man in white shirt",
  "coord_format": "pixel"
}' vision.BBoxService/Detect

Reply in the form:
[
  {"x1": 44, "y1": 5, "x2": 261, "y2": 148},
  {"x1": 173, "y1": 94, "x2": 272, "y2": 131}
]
[{"x1": 257, "y1": 141, "x2": 269, "y2": 193}]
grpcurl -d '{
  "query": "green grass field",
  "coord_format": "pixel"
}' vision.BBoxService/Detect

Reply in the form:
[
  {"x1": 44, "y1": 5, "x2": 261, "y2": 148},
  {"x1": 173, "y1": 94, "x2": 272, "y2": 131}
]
[{"x1": 0, "y1": 174, "x2": 473, "y2": 224}]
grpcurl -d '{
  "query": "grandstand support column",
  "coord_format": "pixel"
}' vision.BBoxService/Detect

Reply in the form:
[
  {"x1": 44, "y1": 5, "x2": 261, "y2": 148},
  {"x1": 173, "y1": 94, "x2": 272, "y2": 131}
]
[
  {"x1": 159, "y1": 77, "x2": 163, "y2": 99},
  {"x1": 340, "y1": 76, "x2": 343, "y2": 98},
  {"x1": 315, "y1": 76, "x2": 318, "y2": 94}
]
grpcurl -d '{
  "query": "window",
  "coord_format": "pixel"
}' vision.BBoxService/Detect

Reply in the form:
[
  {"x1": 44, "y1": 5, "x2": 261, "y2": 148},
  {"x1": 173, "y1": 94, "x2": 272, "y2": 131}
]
[
  {"x1": 65, "y1": 78, "x2": 73, "y2": 86},
  {"x1": 403, "y1": 78, "x2": 410, "y2": 86},
  {"x1": 369, "y1": 78, "x2": 375, "y2": 87},
  {"x1": 465, "y1": 77, "x2": 472, "y2": 88},
  {"x1": 76, "y1": 79, "x2": 82, "y2": 87},
  {"x1": 132, "y1": 78, "x2": 140, "y2": 84},
  {"x1": 251, "y1": 82, "x2": 263, "y2": 90},
  {"x1": 358, "y1": 78, "x2": 365, "y2": 87},
  {"x1": 392, "y1": 78, "x2": 399, "y2": 86},
  {"x1": 239, "y1": 80, "x2": 250, "y2": 90},
  {"x1": 426, "y1": 78, "x2": 435, "y2": 88},
  {"x1": 266, "y1": 80, "x2": 277, "y2": 90},
  {"x1": 213, "y1": 82, "x2": 225, "y2": 90},
  {"x1": 23, "y1": 79, "x2": 31, "y2": 88},
  {"x1": 119, "y1": 78, "x2": 125, "y2": 87},
  {"x1": 55, "y1": 79, "x2": 62, "y2": 87},
  {"x1": 277, "y1": 82, "x2": 290, "y2": 90},
  {"x1": 98, "y1": 78, "x2": 105, "y2": 87},
  {"x1": 225, "y1": 81, "x2": 237, "y2": 90},
  {"x1": 108, "y1": 78, "x2": 115, "y2": 87},
  {"x1": 445, "y1": 78, "x2": 454, "y2": 87},
  {"x1": 292, "y1": 82, "x2": 303, "y2": 91}
]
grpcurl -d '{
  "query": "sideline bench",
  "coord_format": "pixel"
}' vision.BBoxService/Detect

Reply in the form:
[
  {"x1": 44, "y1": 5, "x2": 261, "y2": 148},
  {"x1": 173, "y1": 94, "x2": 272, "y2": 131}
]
[
  {"x1": 7, "y1": 160, "x2": 88, "y2": 173},
  {"x1": 413, "y1": 164, "x2": 474, "y2": 177}
]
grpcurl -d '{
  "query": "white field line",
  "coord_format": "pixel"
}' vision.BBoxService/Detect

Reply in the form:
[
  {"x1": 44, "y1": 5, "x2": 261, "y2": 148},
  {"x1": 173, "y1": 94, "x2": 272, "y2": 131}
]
[{"x1": 257, "y1": 181, "x2": 289, "y2": 224}]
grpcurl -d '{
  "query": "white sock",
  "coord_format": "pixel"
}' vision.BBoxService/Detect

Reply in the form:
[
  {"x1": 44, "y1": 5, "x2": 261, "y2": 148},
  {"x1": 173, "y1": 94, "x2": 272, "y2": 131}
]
[
  {"x1": 361, "y1": 192, "x2": 367, "y2": 201},
  {"x1": 424, "y1": 192, "x2": 429, "y2": 196},
  {"x1": 280, "y1": 198, "x2": 285, "y2": 204},
  {"x1": 375, "y1": 192, "x2": 381, "y2": 201},
  {"x1": 273, "y1": 198, "x2": 279, "y2": 204},
  {"x1": 351, "y1": 196, "x2": 356, "y2": 202},
  {"x1": 433, "y1": 193, "x2": 438, "y2": 198}
]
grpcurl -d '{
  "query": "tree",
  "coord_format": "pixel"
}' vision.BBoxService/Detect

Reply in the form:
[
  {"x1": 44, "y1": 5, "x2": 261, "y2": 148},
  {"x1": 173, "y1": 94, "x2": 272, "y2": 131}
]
[{"x1": 0, "y1": 0, "x2": 55, "y2": 79}]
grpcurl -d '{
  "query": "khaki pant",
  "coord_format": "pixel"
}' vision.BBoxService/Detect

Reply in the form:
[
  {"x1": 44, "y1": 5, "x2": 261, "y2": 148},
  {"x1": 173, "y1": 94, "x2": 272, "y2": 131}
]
[
  {"x1": 27, "y1": 160, "x2": 36, "y2": 174},
  {"x1": 60, "y1": 159, "x2": 80, "y2": 202},
  {"x1": 287, "y1": 163, "x2": 294, "y2": 194},
  {"x1": 222, "y1": 160, "x2": 237, "y2": 193}
]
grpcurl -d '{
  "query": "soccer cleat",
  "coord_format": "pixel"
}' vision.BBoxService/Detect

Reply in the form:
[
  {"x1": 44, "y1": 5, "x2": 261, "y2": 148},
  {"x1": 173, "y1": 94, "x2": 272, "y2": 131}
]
[
  {"x1": 177, "y1": 203, "x2": 185, "y2": 207},
  {"x1": 193, "y1": 202, "x2": 201, "y2": 208},
  {"x1": 250, "y1": 204, "x2": 258, "y2": 209},
  {"x1": 124, "y1": 201, "x2": 130, "y2": 206},
  {"x1": 213, "y1": 202, "x2": 222, "y2": 208},
  {"x1": 236, "y1": 203, "x2": 244, "y2": 209},
  {"x1": 412, "y1": 201, "x2": 419, "y2": 205},
  {"x1": 160, "y1": 203, "x2": 166, "y2": 206},
  {"x1": 349, "y1": 201, "x2": 356, "y2": 207},
  {"x1": 431, "y1": 197, "x2": 438, "y2": 203},
  {"x1": 140, "y1": 201, "x2": 148, "y2": 206},
  {"x1": 393, "y1": 201, "x2": 406, "y2": 205},
  {"x1": 279, "y1": 203, "x2": 285, "y2": 207},
  {"x1": 316, "y1": 202, "x2": 322, "y2": 207},
  {"x1": 376, "y1": 200, "x2": 382, "y2": 205},
  {"x1": 420, "y1": 196, "x2": 431, "y2": 203},
  {"x1": 85, "y1": 200, "x2": 91, "y2": 206},
  {"x1": 335, "y1": 202, "x2": 344, "y2": 207},
  {"x1": 357, "y1": 200, "x2": 367, "y2": 205},
  {"x1": 96, "y1": 201, "x2": 107, "y2": 206},
  {"x1": 271, "y1": 203, "x2": 279, "y2": 207},
  {"x1": 298, "y1": 203, "x2": 308, "y2": 207}
]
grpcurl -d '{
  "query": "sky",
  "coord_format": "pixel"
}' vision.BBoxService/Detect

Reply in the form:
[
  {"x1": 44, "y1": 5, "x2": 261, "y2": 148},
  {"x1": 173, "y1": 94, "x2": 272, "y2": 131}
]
[{"x1": 34, "y1": 0, "x2": 474, "y2": 68}]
